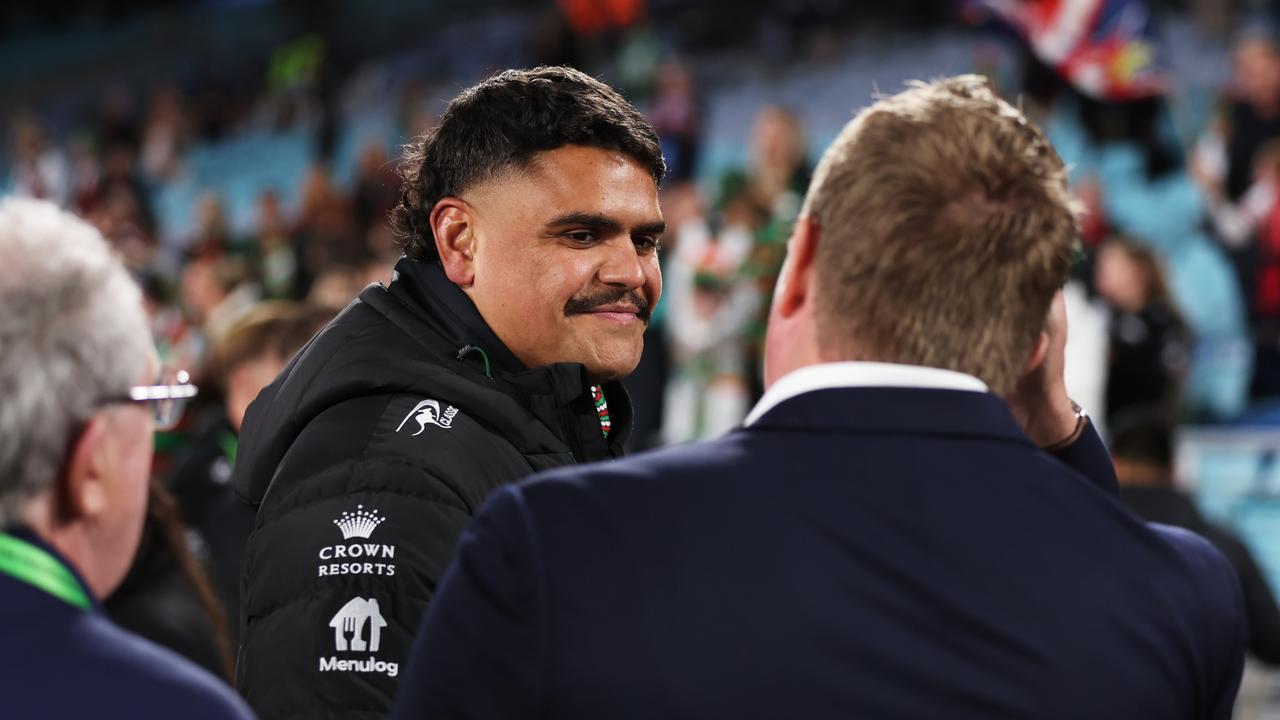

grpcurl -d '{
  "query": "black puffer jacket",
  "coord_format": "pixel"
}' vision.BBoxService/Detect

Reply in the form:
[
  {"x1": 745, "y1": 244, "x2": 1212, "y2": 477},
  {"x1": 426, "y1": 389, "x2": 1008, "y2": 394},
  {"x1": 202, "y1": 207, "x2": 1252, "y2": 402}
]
[{"x1": 232, "y1": 258, "x2": 632, "y2": 720}]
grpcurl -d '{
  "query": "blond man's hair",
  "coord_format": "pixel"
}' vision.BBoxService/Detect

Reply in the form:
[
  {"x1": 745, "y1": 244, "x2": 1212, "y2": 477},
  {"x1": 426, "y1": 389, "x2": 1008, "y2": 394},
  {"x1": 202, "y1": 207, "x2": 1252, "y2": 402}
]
[{"x1": 802, "y1": 75, "x2": 1078, "y2": 394}]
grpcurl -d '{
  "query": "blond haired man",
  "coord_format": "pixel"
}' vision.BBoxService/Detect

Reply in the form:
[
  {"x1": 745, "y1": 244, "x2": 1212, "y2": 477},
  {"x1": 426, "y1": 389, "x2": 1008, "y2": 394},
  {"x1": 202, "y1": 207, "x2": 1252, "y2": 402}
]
[{"x1": 393, "y1": 77, "x2": 1245, "y2": 720}]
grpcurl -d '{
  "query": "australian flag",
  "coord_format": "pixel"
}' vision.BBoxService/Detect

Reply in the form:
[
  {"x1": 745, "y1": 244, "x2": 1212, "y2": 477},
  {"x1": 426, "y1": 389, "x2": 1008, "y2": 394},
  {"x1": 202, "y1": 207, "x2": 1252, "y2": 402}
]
[{"x1": 969, "y1": 0, "x2": 1168, "y2": 101}]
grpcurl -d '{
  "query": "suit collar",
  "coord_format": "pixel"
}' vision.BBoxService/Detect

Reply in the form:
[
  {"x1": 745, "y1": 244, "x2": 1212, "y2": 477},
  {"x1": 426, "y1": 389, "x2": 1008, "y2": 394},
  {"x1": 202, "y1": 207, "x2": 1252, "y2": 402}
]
[
  {"x1": 746, "y1": 362, "x2": 989, "y2": 427},
  {"x1": 747, "y1": 385, "x2": 1031, "y2": 446}
]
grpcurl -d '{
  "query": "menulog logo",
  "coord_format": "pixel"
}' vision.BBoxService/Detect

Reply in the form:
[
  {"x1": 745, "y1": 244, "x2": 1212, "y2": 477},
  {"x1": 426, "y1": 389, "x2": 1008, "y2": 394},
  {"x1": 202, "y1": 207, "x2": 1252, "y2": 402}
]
[{"x1": 320, "y1": 596, "x2": 398, "y2": 677}]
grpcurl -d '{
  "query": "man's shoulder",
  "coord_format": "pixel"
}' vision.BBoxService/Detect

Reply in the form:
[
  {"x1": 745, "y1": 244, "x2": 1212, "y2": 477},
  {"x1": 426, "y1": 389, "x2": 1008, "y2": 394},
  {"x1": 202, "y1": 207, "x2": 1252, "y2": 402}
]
[
  {"x1": 1147, "y1": 522, "x2": 1242, "y2": 589},
  {"x1": 27, "y1": 612, "x2": 251, "y2": 718},
  {"x1": 1135, "y1": 522, "x2": 1245, "y2": 640},
  {"x1": 262, "y1": 389, "x2": 539, "y2": 516}
]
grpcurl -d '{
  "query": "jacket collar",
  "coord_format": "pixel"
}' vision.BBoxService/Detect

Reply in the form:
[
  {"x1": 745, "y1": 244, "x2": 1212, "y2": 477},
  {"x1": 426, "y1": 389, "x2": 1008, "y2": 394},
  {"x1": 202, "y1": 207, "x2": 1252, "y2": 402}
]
[
  {"x1": 384, "y1": 257, "x2": 632, "y2": 458},
  {"x1": 389, "y1": 257, "x2": 525, "y2": 374}
]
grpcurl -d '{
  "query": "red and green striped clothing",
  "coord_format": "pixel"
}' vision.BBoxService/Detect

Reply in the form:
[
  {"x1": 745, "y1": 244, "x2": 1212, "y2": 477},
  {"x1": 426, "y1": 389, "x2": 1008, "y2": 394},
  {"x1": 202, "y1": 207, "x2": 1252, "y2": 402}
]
[{"x1": 590, "y1": 385, "x2": 611, "y2": 439}]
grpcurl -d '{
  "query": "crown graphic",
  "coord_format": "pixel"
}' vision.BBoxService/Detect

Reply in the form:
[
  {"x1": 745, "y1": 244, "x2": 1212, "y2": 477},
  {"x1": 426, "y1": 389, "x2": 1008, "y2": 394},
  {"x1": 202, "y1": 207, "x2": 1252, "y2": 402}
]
[{"x1": 333, "y1": 505, "x2": 385, "y2": 540}]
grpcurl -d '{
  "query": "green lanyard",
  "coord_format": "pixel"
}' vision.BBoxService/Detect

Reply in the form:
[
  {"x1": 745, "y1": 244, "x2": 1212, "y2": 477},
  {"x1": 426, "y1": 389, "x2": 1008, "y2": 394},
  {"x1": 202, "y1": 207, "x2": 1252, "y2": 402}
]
[{"x1": 0, "y1": 532, "x2": 91, "y2": 610}]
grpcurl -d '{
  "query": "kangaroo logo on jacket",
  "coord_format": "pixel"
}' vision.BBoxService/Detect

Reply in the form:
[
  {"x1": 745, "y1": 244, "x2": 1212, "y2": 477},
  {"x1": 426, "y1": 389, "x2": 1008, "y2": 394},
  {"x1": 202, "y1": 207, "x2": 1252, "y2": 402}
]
[
  {"x1": 396, "y1": 398, "x2": 459, "y2": 435},
  {"x1": 318, "y1": 504, "x2": 397, "y2": 578},
  {"x1": 320, "y1": 597, "x2": 398, "y2": 677}
]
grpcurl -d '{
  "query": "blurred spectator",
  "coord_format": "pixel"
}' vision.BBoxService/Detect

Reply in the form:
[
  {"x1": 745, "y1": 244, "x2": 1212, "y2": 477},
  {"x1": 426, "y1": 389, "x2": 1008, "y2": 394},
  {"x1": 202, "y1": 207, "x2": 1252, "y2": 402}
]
[
  {"x1": 720, "y1": 105, "x2": 809, "y2": 229},
  {"x1": 186, "y1": 193, "x2": 233, "y2": 259},
  {"x1": 1112, "y1": 409, "x2": 1280, "y2": 665},
  {"x1": 295, "y1": 164, "x2": 362, "y2": 276},
  {"x1": 141, "y1": 271, "x2": 202, "y2": 389},
  {"x1": 351, "y1": 142, "x2": 400, "y2": 238},
  {"x1": 716, "y1": 104, "x2": 811, "y2": 401},
  {"x1": 78, "y1": 143, "x2": 158, "y2": 273},
  {"x1": 141, "y1": 84, "x2": 190, "y2": 183},
  {"x1": 1202, "y1": 138, "x2": 1280, "y2": 246},
  {"x1": 306, "y1": 263, "x2": 366, "y2": 310},
  {"x1": 252, "y1": 191, "x2": 305, "y2": 300},
  {"x1": 646, "y1": 58, "x2": 700, "y2": 181},
  {"x1": 7, "y1": 116, "x2": 71, "y2": 207},
  {"x1": 259, "y1": 34, "x2": 326, "y2": 133},
  {"x1": 1094, "y1": 235, "x2": 1191, "y2": 424},
  {"x1": 192, "y1": 76, "x2": 239, "y2": 143},
  {"x1": 1224, "y1": 32, "x2": 1280, "y2": 204},
  {"x1": 96, "y1": 86, "x2": 141, "y2": 153},
  {"x1": 1202, "y1": 138, "x2": 1280, "y2": 399},
  {"x1": 1045, "y1": 92, "x2": 1250, "y2": 419},
  {"x1": 68, "y1": 134, "x2": 102, "y2": 212},
  {"x1": 106, "y1": 480, "x2": 234, "y2": 681},
  {"x1": 663, "y1": 182, "x2": 760, "y2": 442},
  {"x1": 167, "y1": 301, "x2": 332, "y2": 643},
  {"x1": 180, "y1": 255, "x2": 260, "y2": 381}
]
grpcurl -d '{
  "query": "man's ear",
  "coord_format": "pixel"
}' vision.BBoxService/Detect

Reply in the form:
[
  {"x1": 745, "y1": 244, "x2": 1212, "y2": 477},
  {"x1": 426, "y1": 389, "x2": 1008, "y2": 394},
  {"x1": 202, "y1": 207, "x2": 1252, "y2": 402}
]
[
  {"x1": 431, "y1": 198, "x2": 476, "y2": 287},
  {"x1": 775, "y1": 216, "x2": 821, "y2": 319},
  {"x1": 1021, "y1": 329, "x2": 1051, "y2": 379},
  {"x1": 57, "y1": 415, "x2": 111, "y2": 524}
]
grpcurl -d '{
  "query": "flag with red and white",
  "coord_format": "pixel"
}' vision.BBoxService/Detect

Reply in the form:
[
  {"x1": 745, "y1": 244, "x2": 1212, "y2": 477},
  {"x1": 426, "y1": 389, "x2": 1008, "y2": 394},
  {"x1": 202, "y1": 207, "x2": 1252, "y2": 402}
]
[{"x1": 971, "y1": 0, "x2": 1168, "y2": 101}]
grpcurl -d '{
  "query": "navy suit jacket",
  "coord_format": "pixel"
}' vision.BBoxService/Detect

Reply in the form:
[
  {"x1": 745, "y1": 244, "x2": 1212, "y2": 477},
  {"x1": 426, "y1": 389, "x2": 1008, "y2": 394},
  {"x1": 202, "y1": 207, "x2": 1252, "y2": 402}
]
[
  {"x1": 393, "y1": 388, "x2": 1246, "y2": 719},
  {"x1": 0, "y1": 529, "x2": 253, "y2": 719}
]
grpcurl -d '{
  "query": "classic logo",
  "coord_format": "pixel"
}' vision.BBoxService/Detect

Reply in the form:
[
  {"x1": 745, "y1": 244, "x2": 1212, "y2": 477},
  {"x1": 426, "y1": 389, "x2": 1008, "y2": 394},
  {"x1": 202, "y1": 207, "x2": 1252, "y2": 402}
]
[
  {"x1": 396, "y1": 398, "x2": 459, "y2": 435},
  {"x1": 318, "y1": 505, "x2": 396, "y2": 578},
  {"x1": 320, "y1": 597, "x2": 398, "y2": 677}
]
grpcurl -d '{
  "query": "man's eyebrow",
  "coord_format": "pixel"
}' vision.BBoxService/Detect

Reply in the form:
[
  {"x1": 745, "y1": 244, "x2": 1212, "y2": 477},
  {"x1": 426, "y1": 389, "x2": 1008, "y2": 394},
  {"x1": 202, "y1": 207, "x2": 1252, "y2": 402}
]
[
  {"x1": 634, "y1": 219, "x2": 667, "y2": 237},
  {"x1": 545, "y1": 212, "x2": 666, "y2": 237},
  {"x1": 545, "y1": 212, "x2": 623, "y2": 234}
]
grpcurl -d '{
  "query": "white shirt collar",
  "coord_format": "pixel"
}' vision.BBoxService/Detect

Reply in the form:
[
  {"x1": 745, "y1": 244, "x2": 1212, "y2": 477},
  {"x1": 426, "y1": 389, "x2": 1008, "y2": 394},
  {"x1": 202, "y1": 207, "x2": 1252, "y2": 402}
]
[{"x1": 744, "y1": 361, "x2": 989, "y2": 427}]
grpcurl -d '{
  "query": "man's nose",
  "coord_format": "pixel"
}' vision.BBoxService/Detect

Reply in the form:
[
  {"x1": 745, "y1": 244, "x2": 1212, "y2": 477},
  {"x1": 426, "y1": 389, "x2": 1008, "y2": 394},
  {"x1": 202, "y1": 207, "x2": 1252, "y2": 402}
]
[{"x1": 597, "y1": 238, "x2": 646, "y2": 289}]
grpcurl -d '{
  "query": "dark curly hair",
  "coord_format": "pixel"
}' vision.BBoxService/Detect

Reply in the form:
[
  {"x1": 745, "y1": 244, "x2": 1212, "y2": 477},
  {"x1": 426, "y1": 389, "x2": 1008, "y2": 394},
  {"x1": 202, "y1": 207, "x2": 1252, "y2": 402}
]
[{"x1": 391, "y1": 66, "x2": 666, "y2": 262}]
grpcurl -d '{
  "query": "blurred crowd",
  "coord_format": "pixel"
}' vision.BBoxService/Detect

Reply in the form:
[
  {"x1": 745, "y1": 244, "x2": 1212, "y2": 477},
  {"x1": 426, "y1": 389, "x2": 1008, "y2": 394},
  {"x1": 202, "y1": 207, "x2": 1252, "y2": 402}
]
[
  {"x1": 1018, "y1": 27, "x2": 1280, "y2": 430},
  {"x1": 6, "y1": 1, "x2": 1280, "y2": 688},
  {"x1": 10, "y1": 10, "x2": 1280, "y2": 449}
]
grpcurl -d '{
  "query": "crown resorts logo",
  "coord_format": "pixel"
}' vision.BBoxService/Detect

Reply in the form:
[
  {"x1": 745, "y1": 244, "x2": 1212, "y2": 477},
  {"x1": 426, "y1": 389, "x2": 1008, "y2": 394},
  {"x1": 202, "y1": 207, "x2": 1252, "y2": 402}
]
[
  {"x1": 333, "y1": 505, "x2": 385, "y2": 540},
  {"x1": 318, "y1": 505, "x2": 396, "y2": 579}
]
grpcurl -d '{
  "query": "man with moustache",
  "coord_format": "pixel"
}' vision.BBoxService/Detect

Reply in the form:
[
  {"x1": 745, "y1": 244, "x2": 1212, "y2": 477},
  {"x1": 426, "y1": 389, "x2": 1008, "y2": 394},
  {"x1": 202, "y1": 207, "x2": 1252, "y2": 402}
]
[
  {"x1": 392, "y1": 76, "x2": 1245, "y2": 719},
  {"x1": 233, "y1": 66, "x2": 665, "y2": 719}
]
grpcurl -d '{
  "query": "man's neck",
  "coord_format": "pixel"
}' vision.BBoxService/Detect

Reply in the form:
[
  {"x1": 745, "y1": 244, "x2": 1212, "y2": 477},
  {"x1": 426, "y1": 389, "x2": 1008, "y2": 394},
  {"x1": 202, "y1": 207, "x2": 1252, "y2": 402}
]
[{"x1": 18, "y1": 498, "x2": 100, "y2": 599}]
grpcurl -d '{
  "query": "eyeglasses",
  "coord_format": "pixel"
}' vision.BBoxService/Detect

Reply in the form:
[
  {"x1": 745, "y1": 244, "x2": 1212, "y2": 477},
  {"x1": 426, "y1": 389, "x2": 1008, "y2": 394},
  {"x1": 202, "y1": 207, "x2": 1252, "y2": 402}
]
[{"x1": 97, "y1": 367, "x2": 199, "y2": 431}]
